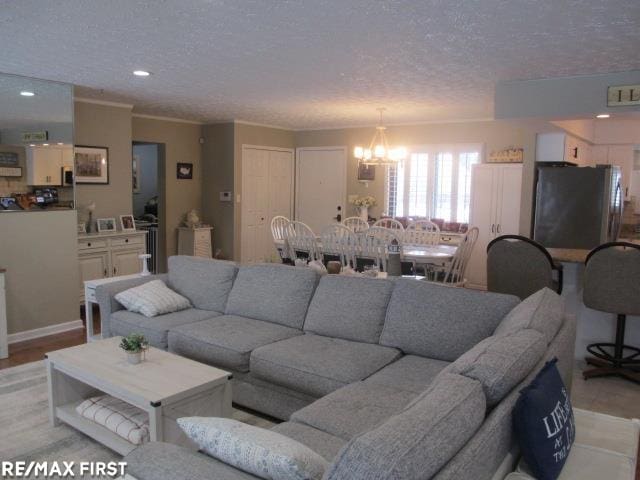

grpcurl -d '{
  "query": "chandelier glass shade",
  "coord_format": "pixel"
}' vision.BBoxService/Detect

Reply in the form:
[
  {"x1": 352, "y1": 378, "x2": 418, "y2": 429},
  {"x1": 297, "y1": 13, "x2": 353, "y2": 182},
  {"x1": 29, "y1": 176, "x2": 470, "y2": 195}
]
[{"x1": 353, "y1": 108, "x2": 407, "y2": 166}]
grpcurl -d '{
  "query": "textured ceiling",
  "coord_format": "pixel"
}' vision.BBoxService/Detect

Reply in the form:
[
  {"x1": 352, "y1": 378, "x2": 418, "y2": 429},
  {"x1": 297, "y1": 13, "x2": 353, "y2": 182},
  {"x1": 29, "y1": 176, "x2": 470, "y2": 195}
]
[{"x1": 1, "y1": 0, "x2": 639, "y2": 129}]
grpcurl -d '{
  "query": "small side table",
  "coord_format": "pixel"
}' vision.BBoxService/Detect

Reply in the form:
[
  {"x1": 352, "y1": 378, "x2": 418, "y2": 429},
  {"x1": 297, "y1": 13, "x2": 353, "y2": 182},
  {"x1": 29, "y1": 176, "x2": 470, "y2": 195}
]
[
  {"x1": 177, "y1": 227, "x2": 213, "y2": 258},
  {"x1": 84, "y1": 274, "x2": 142, "y2": 342}
]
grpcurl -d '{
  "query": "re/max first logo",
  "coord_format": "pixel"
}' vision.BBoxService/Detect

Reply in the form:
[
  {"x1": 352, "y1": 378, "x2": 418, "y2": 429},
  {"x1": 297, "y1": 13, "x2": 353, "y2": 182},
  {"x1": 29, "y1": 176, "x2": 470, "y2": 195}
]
[{"x1": 1, "y1": 461, "x2": 127, "y2": 478}]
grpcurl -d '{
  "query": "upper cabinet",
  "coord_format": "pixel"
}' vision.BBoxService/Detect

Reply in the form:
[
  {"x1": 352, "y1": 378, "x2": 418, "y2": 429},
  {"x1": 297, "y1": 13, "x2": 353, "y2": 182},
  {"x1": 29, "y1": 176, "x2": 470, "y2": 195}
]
[
  {"x1": 536, "y1": 132, "x2": 592, "y2": 166},
  {"x1": 26, "y1": 146, "x2": 73, "y2": 186}
]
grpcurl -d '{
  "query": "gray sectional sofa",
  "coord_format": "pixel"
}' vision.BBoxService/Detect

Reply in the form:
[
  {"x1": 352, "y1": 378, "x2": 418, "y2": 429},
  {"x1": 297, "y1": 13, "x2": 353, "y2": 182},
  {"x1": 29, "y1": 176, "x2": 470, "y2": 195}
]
[{"x1": 96, "y1": 255, "x2": 576, "y2": 480}]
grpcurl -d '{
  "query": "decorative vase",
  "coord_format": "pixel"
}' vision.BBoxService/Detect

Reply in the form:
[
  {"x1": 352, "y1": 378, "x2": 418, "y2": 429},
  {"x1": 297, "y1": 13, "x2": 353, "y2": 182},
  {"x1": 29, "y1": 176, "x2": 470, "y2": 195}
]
[
  {"x1": 359, "y1": 206, "x2": 368, "y2": 222},
  {"x1": 127, "y1": 351, "x2": 142, "y2": 365}
]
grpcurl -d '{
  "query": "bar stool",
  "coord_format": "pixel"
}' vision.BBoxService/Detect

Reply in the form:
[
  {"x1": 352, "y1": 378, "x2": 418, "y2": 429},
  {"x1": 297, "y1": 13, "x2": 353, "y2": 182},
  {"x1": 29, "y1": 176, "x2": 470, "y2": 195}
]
[
  {"x1": 583, "y1": 242, "x2": 640, "y2": 384},
  {"x1": 487, "y1": 235, "x2": 563, "y2": 300}
]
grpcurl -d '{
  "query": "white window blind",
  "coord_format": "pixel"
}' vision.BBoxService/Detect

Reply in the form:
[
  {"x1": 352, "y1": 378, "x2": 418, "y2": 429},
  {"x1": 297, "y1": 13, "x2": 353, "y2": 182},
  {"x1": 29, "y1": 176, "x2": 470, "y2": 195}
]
[{"x1": 385, "y1": 145, "x2": 481, "y2": 223}]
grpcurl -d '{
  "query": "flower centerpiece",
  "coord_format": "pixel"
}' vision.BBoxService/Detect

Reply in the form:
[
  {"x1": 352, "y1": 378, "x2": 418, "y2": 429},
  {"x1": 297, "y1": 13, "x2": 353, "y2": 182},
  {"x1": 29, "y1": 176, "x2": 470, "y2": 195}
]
[
  {"x1": 352, "y1": 195, "x2": 376, "y2": 222},
  {"x1": 119, "y1": 333, "x2": 149, "y2": 365}
]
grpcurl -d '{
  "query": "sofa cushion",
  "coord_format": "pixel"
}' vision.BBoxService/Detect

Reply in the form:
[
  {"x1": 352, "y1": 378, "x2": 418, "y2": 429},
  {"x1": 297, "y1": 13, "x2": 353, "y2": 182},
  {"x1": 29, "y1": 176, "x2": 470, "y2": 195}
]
[
  {"x1": 303, "y1": 276, "x2": 394, "y2": 343},
  {"x1": 324, "y1": 373, "x2": 486, "y2": 480},
  {"x1": 363, "y1": 355, "x2": 450, "y2": 393},
  {"x1": 250, "y1": 334, "x2": 401, "y2": 397},
  {"x1": 291, "y1": 382, "x2": 416, "y2": 440},
  {"x1": 110, "y1": 308, "x2": 219, "y2": 350},
  {"x1": 226, "y1": 264, "x2": 318, "y2": 329},
  {"x1": 125, "y1": 442, "x2": 259, "y2": 480},
  {"x1": 168, "y1": 315, "x2": 301, "y2": 372},
  {"x1": 168, "y1": 256, "x2": 238, "y2": 312},
  {"x1": 380, "y1": 279, "x2": 520, "y2": 361},
  {"x1": 177, "y1": 417, "x2": 328, "y2": 480},
  {"x1": 444, "y1": 329, "x2": 547, "y2": 407},
  {"x1": 494, "y1": 288, "x2": 565, "y2": 345},
  {"x1": 270, "y1": 422, "x2": 347, "y2": 462}
]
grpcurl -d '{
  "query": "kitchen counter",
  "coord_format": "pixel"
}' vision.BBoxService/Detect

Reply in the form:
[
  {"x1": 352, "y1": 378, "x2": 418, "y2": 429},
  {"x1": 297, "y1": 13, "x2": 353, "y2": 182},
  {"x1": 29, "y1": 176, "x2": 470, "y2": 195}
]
[{"x1": 547, "y1": 248, "x2": 589, "y2": 264}]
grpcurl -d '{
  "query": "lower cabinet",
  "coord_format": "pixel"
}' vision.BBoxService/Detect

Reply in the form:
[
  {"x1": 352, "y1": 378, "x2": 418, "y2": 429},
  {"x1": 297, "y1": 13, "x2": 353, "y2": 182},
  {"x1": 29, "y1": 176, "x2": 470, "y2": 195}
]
[{"x1": 78, "y1": 232, "x2": 147, "y2": 302}]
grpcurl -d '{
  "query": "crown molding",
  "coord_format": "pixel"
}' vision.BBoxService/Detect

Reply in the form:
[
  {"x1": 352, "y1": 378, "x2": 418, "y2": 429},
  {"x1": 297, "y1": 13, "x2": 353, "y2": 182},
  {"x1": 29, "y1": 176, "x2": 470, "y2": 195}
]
[
  {"x1": 293, "y1": 116, "x2": 495, "y2": 132},
  {"x1": 74, "y1": 97, "x2": 134, "y2": 109},
  {"x1": 132, "y1": 113, "x2": 203, "y2": 125},
  {"x1": 233, "y1": 119, "x2": 293, "y2": 131}
]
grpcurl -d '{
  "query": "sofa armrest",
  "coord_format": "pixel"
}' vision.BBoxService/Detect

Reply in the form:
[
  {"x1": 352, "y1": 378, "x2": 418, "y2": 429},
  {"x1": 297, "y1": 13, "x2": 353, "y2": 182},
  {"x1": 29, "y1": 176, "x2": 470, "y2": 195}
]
[{"x1": 95, "y1": 274, "x2": 168, "y2": 337}]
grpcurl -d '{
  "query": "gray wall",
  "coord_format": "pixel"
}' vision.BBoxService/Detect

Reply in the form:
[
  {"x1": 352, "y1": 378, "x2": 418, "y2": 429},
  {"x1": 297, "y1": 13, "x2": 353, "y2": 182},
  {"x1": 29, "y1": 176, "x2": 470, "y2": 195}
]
[
  {"x1": 0, "y1": 210, "x2": 79, "y2": 334},
  {"x1": 132, "y1": 144, "x2": 159, "y2": 217}
]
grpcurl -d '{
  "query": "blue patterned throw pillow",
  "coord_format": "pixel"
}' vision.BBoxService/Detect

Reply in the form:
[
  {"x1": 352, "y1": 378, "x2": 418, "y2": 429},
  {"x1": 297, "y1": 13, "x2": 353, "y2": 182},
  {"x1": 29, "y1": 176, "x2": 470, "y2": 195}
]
[
  {"x1": 513, "y1": 358, "x2": 575, "y2": 480},
  {"x1": 177, "y1": 417, "x2": 328, "y2": 480}
]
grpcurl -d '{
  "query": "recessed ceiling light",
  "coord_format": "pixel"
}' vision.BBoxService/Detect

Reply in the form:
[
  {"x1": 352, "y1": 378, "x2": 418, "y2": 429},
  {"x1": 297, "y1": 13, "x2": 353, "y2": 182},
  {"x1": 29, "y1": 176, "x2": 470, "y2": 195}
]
[
  {"x1": 20, "y1": 90, "x2": 35, "y2": 97},
  {"x1": 57, "y1": 142, "x2": 64, "y2": 145},
  {"x1": 596, "y1": 114, "x2": 610, "y2": 119},
  {"x1": 42, "y1": 143, "x2": 49, "y2": 146},
  {"x1": 133, "y1": 70, "x2": 150, "y2": 77},
  {"x1": 29, "y1": 144, "x2": 35, "y2": 147}
]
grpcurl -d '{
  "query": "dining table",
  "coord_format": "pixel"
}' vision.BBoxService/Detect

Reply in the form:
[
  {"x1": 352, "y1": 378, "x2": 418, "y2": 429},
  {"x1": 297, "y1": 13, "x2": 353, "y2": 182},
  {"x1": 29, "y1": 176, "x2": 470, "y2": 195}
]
[{"x1": 274, "y1": 238, "x2": 457, "y2": 263}]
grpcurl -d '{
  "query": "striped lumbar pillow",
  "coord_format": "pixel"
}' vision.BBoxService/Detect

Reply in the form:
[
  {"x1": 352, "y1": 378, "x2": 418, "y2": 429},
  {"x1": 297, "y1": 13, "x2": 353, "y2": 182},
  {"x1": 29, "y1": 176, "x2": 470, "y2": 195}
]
[
  {"x1": 115, "y1": 279, "x2": 191, "y2": 317},
  {"x1": 76, "y1": 395, "x2": 150, "y2": 445}
]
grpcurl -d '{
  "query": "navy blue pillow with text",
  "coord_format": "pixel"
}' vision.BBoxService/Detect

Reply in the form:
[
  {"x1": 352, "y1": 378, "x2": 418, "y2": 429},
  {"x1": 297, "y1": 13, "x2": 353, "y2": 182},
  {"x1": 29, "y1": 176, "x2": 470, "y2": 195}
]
[{"x1": 513, "y1": 358, "x2": 575, "y2": 480}]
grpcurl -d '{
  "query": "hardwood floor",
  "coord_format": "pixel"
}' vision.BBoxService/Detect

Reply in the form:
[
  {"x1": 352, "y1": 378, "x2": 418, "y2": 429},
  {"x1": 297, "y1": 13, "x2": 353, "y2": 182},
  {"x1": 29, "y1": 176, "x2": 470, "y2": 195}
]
[{"x1": 0, "y1": 307, "x2": 99, "y2": 370}]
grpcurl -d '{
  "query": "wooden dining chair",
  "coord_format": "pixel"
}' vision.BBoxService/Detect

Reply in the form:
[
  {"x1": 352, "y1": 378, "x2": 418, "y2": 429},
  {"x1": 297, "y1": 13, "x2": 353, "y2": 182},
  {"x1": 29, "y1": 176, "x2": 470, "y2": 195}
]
[
  {"x1": 355, "y1": 226, "x2": 403, "y2": 272},
  {"x1": 373, "y1": 218, "x2": 404, "y2": 230},
  {"x1": 427, "y1": 227, "x2": 479, "y2": 286},
  {"x1": 286, "y1": 221, "x2": 319, "y2": 262},
  {"x1": 342, "y1": 216, "x2": 369, "y2": 233},
  {"x1": 405, "y1": 220, "x2": 441, "y2": 246},
  {"x1": 320, "y1": 224, "x2": 354, "y2": 267},
  {"x1": 270, "y1": 216, "x2": 292, "y2": 262}
]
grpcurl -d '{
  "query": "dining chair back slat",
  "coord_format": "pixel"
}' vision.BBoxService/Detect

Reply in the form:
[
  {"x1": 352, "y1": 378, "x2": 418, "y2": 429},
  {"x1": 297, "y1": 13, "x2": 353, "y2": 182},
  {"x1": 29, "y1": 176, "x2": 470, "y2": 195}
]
[
  {"x1": 320, "y1": 224, "x2": 355, "y2": 267},
  {"x1": 355, "y1": 226, "x2": 403, "y2": 272},
  {"x1": 440, "y1": 227, "x2": 479, "y2": 285},
  {"x1": 270, "y1": 216, "x2": 292, "y2": 260}
]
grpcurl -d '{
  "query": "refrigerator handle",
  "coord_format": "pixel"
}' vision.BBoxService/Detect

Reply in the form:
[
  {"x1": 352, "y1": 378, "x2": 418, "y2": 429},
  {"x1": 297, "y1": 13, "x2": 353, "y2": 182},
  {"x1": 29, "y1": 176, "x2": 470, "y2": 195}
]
[
  {"x1": 497, "y1": 224, "x2": 501, "y2": 234},
  {"x1": 491, "y1": 224, "x2": 495, "y2": 234}
]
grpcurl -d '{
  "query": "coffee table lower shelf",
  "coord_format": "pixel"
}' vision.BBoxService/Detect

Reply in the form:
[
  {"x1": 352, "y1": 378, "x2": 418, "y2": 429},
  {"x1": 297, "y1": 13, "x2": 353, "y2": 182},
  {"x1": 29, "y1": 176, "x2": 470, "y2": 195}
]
[{"x1": 56, "y1": 403, "x2": 138, "y2": 456}]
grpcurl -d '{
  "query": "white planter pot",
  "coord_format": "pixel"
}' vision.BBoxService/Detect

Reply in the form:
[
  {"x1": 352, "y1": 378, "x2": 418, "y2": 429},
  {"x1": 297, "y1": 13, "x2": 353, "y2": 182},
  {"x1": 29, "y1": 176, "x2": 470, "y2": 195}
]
[
  {"x1": 359, "y1": 206, "x2": 368, "y2": 221},
  {"x1": 127, "y1": 351, "x2": 142, "y2": 365}
]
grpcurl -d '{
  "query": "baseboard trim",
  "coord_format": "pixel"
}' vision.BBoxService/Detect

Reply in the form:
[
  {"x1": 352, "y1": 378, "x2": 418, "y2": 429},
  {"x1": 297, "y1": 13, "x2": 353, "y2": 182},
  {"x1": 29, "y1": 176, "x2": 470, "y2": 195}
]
[{"x1": 8, "y1": 319, "x2": 84, "y2": 344}]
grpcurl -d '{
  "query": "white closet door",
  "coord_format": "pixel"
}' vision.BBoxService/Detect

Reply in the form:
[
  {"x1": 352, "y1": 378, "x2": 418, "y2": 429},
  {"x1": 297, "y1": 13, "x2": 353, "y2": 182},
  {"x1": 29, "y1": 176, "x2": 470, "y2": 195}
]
[
  {"x1": 241, "y1": 147, "x2": 294, "y2": 264},
  {"x1": 467, "y1": 164, "x2": 497, "y2": 288},
  {"x1": 241, "y1": 148, "x2": 270, "y2": 264},
  {"x1": 496, "y1": 165, "x2": 522, "y2": 236}
]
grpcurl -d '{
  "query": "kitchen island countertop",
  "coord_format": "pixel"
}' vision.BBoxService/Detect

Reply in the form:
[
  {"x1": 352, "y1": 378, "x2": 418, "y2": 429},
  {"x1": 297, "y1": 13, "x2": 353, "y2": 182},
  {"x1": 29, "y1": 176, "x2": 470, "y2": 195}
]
[{"x1": 547, "y1": 248, "x2": 590, "y2": 264}]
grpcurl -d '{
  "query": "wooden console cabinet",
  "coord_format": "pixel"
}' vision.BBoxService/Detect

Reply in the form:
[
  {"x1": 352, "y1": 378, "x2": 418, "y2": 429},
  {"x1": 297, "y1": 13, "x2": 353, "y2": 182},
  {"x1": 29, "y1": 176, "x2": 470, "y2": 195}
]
[{"x1": 78, "y1": 231, "x2": 147, "y2": 303}]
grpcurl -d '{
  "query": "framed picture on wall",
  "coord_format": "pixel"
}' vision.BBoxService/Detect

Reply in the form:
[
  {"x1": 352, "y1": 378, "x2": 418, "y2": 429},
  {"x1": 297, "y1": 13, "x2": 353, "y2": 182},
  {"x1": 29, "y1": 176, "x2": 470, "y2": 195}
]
[
  {"x1": 357, "y1": 162, "x2": 376, "y2": 181},
  {"x1": 75, "y1": 146, "x2": 109, "y2": 184},
  {"x1": 132, "y1": 155, "x2": 141, "y2": 193},
  {"x1": 96, "y1": 217, "x2": 117, "y2": 233},
  {"x1": 177, "y1": 162, "x2": 193, "y2": 179}
]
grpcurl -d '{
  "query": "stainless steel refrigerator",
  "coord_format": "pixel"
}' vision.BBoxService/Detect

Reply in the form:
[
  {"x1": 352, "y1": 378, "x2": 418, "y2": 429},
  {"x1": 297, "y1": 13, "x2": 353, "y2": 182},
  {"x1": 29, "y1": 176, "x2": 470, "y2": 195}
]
[{"x1": 533, "y1": 165, "x2": 622, "y2": 249}]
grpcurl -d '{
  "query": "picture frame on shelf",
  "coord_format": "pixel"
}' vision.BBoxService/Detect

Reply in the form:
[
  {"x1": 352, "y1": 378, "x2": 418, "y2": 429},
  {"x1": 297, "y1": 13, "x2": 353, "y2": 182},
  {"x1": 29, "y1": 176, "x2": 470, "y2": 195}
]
[
  {"x1": 177, "y1": 162, "x2": 193, "y2": 180},
  {"x1": 119, "y1": 214, "x2": 136, "y2": 232},
  {"x1": 96, "y1": 217, "x2": 117, "y2": 233},
  {"x1": 77, "y1": 223, "x2": 87, "y2": 234},
  {"x1": 75, "y1": 146, "x2": 109, "y2": 184}
]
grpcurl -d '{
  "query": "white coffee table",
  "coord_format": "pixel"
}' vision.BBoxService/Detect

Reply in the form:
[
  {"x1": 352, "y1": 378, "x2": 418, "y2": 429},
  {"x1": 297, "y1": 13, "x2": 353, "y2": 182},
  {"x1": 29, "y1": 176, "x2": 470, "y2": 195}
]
[{"x1": 46, "y1": 337, "x2": 232, "y2": 455}]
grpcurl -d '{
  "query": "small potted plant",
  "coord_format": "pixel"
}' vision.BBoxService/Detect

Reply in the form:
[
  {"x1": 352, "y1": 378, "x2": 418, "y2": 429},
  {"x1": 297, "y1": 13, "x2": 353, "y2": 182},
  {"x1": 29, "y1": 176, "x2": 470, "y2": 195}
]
[
  {"x1": 352, "y1": 195, "x2": 377, "y2": 221},
  {"x1": 119, "y1": 333, "x2": 149, "y2": 365}
]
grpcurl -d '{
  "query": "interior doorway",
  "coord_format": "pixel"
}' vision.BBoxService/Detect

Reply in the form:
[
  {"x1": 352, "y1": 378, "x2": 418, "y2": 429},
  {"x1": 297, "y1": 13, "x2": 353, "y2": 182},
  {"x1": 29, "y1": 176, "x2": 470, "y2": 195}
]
[{"x1": 132, "y1": 142, "x2": 167, "y2": 273}]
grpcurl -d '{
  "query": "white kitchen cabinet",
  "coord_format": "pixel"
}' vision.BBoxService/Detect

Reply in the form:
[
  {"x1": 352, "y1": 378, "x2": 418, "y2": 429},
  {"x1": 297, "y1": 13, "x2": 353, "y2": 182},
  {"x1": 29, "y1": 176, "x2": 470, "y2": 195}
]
[
  {"x1": 466, "y1": 163, "x2": 523, "y2": 289},
  {"x1": 27, "y1": 146, "x2": 63, "y2": 185},
  {"x1": 590, "y1": 145, "x2": 634, "y2": 200},
  {"x1": 536, "y1": 132, "x2": 591, "y2": 166},
  {"x1": 77, "y1": 231, "x2": 147, "y2": 302}
]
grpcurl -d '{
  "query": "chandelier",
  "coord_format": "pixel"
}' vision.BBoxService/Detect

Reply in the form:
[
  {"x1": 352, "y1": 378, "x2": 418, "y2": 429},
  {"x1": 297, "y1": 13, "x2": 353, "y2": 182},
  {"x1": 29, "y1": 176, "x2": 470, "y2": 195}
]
[{"x1": 353, "y1": 108, "x2": 407, "y2": 166}]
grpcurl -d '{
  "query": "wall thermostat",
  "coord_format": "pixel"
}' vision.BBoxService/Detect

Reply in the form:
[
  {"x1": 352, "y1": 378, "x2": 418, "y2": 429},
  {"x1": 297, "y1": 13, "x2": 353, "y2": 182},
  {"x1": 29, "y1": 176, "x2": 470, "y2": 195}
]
[{"x1": 219, "y1": 191, "x2": 232, "y2": 202}]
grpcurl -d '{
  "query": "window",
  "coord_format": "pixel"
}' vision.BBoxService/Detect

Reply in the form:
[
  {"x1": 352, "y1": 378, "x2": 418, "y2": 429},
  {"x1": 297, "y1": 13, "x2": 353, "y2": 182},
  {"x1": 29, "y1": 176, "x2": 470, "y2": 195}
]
[{"x1": 386, "y1": 145, "x2": 481, "y2": 223}]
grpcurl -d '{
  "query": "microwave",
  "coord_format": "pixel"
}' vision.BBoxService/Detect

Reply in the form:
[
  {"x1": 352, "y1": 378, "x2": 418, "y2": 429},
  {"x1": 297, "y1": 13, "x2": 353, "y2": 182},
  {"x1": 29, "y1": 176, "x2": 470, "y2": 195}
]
[{"x1": 62, "y1": 166, "x2": 74, "y2": 186}]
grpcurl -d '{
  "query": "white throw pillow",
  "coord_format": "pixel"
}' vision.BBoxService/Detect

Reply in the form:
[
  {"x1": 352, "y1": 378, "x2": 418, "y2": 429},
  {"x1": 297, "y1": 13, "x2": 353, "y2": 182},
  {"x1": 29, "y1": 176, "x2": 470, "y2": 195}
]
[
  {"x1": 115, "y1": 280, "x2": 191, "y2": 317},
  {"x1": 177, "y1": 417, "x2": 328, "y2": 480}
]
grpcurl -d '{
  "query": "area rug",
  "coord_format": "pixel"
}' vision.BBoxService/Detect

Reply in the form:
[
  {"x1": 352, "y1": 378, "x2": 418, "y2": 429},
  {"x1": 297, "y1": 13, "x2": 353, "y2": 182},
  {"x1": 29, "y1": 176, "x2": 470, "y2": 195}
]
[{"x1": 0, "y1": 361, "x2": 275, "y2": 478}]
